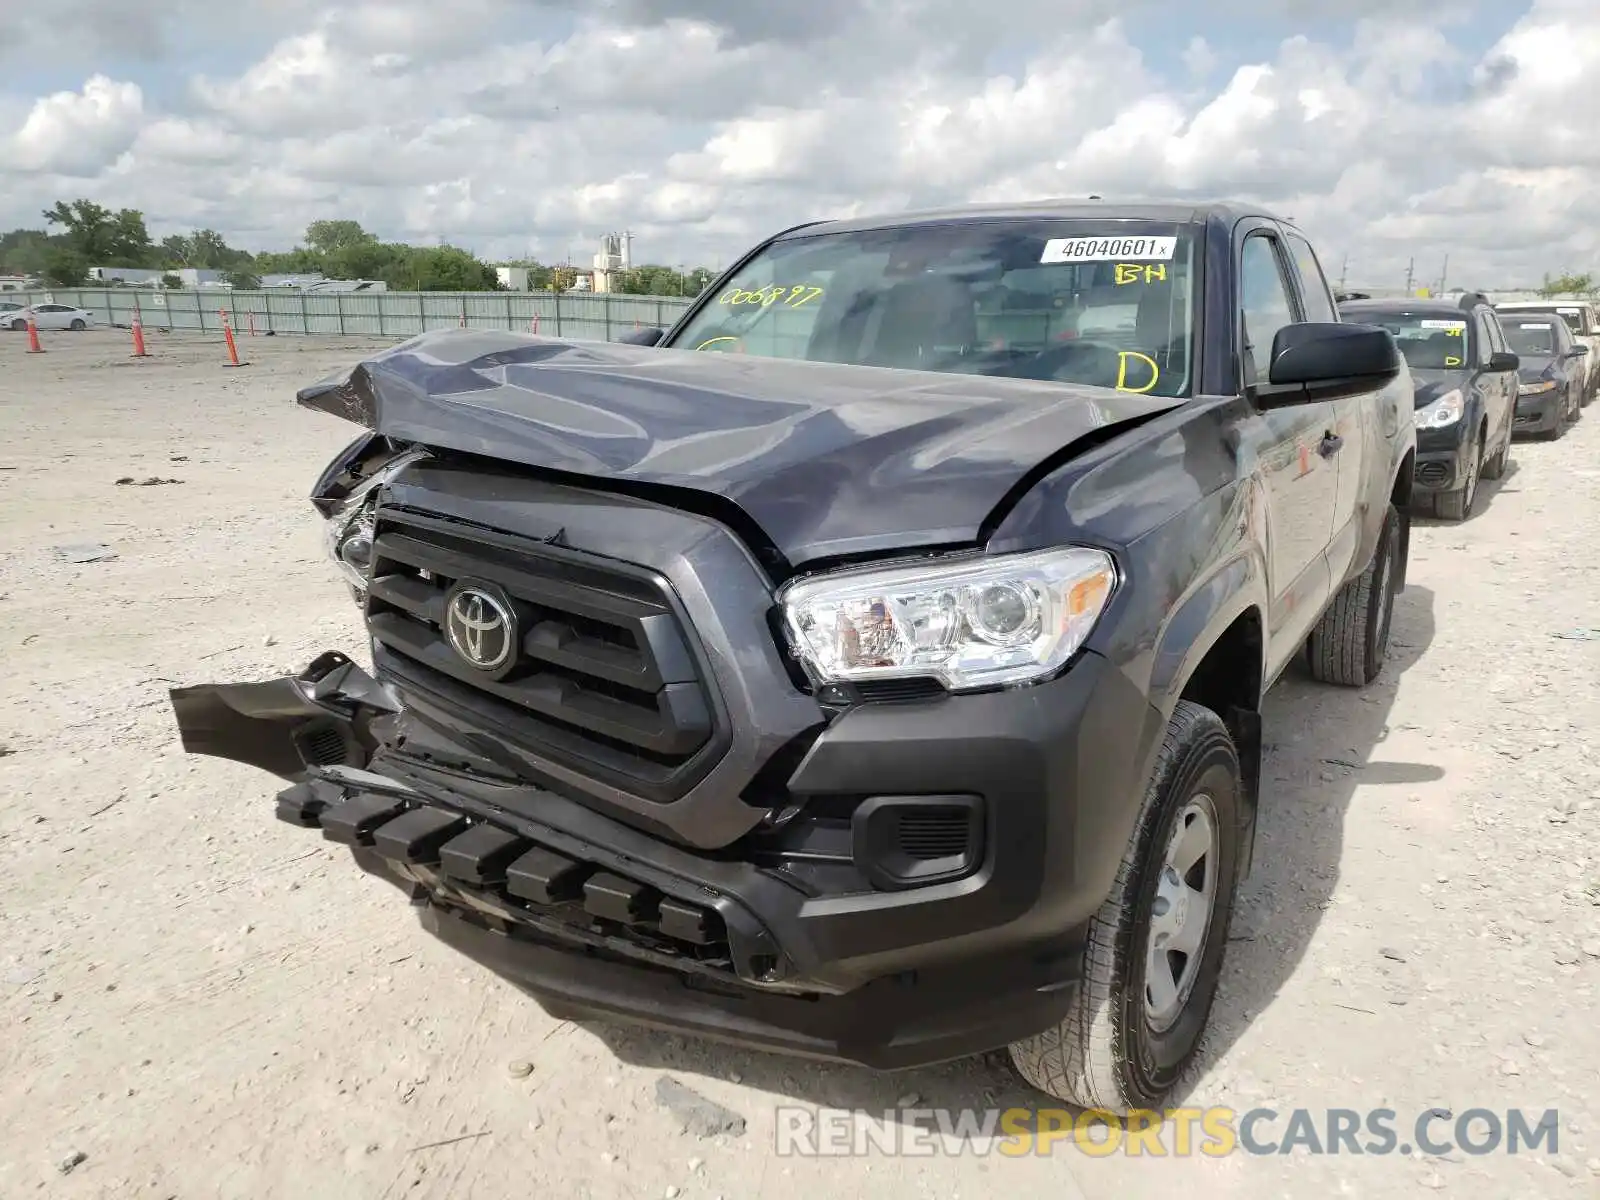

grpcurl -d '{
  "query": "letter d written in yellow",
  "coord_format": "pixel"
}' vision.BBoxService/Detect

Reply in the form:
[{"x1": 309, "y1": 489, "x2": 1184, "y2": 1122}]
[{"x1": 1116, "y1": 351, "x2": 1160, "y2": 394}]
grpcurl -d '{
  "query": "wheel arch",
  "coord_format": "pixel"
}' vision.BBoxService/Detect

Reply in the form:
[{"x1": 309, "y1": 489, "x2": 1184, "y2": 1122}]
[
  {"x1": 1148, "y1": 574, "x2": 1265, "y2": 881},
  {"x1": 1390, "y1": 448, "x2": 1414, "y2": 592}
]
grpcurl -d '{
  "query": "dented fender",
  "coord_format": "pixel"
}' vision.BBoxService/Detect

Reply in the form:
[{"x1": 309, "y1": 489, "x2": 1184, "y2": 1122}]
[{"x1": 168, "y1": 650, "x2": 399, "y2": 782}]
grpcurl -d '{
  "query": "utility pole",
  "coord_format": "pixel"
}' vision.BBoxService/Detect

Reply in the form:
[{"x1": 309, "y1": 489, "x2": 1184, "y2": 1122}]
[
  {"x1": 1438, "y1": 254, "x2": 1449, "y2": 294},
  {"x1": 1404, "y1": 257, "x2": 1415, "y2": 295},
  {"x1": 1338, "y1": 254, "x2": 1349, "y2": 292}
]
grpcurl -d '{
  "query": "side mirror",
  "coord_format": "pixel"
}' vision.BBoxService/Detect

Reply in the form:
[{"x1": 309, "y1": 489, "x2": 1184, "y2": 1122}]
[
  {"x1": 1568, "y1": 345, "x2": 1589, "y2": 357},
  {"x1": 1488, "y1": 350, "x2": 1520, "y2": 372},
  {"x1": 1260, "y1": 322, "x2": 1401, "y2": 403},
  {"x1": 616, "y1": 326, "x2": 664, "y2": 347}
]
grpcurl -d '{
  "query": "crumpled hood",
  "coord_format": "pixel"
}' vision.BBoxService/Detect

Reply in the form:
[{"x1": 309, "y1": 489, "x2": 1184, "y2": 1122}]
[{"x1": 297, "y1": 329, "x2": 1185, "y2": 565}]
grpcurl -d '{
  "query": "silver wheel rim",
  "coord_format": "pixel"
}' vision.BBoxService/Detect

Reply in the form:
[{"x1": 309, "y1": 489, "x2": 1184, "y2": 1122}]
[{"x1": 1144, "y1": 793, "x2": 1219, "y2": 1034}]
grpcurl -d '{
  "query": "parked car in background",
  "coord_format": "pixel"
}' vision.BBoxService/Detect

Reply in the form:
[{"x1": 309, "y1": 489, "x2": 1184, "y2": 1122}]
[
  {"x1": 3, "y1": 303, "x2": 96, "y2": 332},
  {"x1": 1339, "y1": 292, "x2": 1517, "y2": 521},
  {"x1": 1504, "y1": 313, "x2": 1586, "y2": 439},
  {"x1": 1496, "y1": 300, "x2": 1599, "y2": 405}
]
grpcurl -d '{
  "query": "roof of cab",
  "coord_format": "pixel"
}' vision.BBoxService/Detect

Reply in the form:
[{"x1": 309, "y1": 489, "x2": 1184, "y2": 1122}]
[
  {"x1": 774, "y1": 198, "x2": 1292, "y2": 239},
  {"x1": 1340, "y1": 298, "x2": 1484, "y2": 318}
]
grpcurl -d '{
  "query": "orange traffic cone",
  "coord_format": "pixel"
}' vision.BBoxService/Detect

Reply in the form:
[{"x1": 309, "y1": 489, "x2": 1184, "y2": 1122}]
[
  {"x1": 25, "y1": 312, "x2": 43, "y2": 354},
  {"x1": 220, "y1": 310, "x2": 245, "y2": 368},
  {"x1": 131, "y1": 306, "x2": 150, "y2": 358}
]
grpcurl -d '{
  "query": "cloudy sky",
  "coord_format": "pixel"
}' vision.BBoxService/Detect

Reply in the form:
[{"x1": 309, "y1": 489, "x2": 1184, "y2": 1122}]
[{"x1": 0, "y1": 0, "x2": 1594, "y2": 287}]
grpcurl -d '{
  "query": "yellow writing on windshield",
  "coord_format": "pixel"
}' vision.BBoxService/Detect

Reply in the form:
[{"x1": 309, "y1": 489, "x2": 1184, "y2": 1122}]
[
  {"x1": 695, "y1": 336, "x2": 743, "y2": 352},
  {"x1": 1116, "y1": 351, "x2": 1160, "y2": 394},
  {"x1": 720, "y1": 285, "x2": 823, "y2": 309},
  {"x1": 1445, "y1": 356, "x2": 1462, "y2": 367},
  {"x1": 1115, "y1": 264, "x2": 1168, "y2": 285}
]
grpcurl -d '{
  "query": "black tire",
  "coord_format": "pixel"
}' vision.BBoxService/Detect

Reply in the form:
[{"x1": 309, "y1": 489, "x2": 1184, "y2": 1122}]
[
  {"x1": 1009, "y1": 700, "x2": 1242, "y2": 1114},
  {"x1": 1545, "y1": 401, "x2": 1567, "y2": 440},
  {"x1": 1479, "y1": 431, "x2": 1508, "y2": 481},
  {"x1": 1434, "y1": 431, "x2": 1480, "y2": 522},
  {"x1": 69, "y1": 318, "x2": 86, "y2": 331},
  {"x1": 1306, "y1": 502, "x2": 1399, "y2": 687},
  {"x1": 8, "y1": 319, "x2": 24, "y2": 332}
]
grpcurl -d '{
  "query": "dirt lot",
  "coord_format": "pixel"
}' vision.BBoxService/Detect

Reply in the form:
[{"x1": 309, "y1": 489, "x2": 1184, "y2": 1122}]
[{"x1": 2, "y1": 326, "x2": 1598, "y2": 1199}]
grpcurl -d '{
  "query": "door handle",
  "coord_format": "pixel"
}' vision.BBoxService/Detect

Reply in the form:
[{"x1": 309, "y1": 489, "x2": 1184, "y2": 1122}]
[{"x1": 1319, "y1": 432, "x2": 1344, "y2": 457}]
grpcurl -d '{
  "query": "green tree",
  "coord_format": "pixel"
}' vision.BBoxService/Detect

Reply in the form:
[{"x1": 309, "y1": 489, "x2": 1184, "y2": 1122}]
[
  {"x1": 40, "y1": 245, "x2": 89, "y2": 287},
  {"x1": 405, "y1": 245, "x2": 503, "y2": 291},
  {"x1": 0, "y1": 229, "x2": 53, "y2": 276},
  {"x1": 42, "y1": 199, "x2": 154, "y2": 265},
  {"x1": 1540, "y1": 272, "x2": 1594, "y2": 297},
  {"x1": 325, "y1": 240, "x2": 406, "y2": 284},
  {"x1": 253, "y1": 247, "x2": 322, "y2": 275},
  {"x1": 305, "y1": 219, "x2": 378, "y2": 256},
  {"x1": 161, "y1": 273, "x2": 184, "y2": 289},
  {"x1": 221, "y1": 268, "x2": 262, "y2": 290}
]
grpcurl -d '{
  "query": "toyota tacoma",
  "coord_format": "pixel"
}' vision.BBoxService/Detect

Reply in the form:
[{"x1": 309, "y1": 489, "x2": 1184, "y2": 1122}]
[{"x1": 170, "y1": 201, "x2": 1416, "y2": 1113}]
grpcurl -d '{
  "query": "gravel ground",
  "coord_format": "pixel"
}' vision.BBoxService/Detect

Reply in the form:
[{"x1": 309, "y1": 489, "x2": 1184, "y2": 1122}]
[{"x1": 2, "y1": 327, "x2": 1598, "y2": 1199}]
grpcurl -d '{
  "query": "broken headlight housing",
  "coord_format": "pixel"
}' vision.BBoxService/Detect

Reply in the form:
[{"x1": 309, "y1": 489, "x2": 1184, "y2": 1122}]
[
  {"x1": 778, "y1": 547, "x2": 1118, "y2": 693},
  {"x1": 313, "y1": 441, "x2": 430, "y2": 602}
]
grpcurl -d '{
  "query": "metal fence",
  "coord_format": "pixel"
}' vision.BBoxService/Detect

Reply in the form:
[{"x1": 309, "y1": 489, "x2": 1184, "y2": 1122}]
[{"x1": 7, "y1": 288, "x2": 700, "y2": 341}]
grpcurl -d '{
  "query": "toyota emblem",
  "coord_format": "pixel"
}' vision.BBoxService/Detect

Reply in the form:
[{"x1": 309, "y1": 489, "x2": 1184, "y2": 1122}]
[{"x1": 444, "y1": 585, "x2": 517, "y2": 672}]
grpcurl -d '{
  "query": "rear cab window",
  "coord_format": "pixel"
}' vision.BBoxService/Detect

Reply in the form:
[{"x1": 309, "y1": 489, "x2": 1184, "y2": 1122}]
[{"x1": 667, "y1": 217, "x2": 1202, "y2": 397}]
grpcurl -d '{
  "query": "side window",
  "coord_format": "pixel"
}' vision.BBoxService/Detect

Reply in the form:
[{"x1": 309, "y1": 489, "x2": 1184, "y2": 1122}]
[
  {"x1": 1239, "y1": 234, "x2": 1296, "y2": 386},
  {"x1": 1283, "y1": 232, "x2": 1337, "y2": 324},
  {"x1": 1484, "y1": 312, "x2": 1509, "y2": 356},
  {"x1": 1473, "y1": 313, "x2": 1495, "y2": 366}
]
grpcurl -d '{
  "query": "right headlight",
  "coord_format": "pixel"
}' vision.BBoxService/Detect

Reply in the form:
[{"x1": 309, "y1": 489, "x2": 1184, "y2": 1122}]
[
  {"x1": 319, "y1": 446, "x2": 430, "y2": 600},
  {"x1": 778, "y1": 547, "x2": 1119, "y2": 693},
  {"x1": 1416, "y1": 388, "x2": 1464, "y2": 428}
]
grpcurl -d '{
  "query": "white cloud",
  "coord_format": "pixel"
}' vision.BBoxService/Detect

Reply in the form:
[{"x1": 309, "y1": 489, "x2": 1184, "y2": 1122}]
[
  {"x1": 3, "y1": 76, "x2": 144, "y2": 176},
  {"x1": 0, "y1": 0, "x2": 1596, "y2": 286}
]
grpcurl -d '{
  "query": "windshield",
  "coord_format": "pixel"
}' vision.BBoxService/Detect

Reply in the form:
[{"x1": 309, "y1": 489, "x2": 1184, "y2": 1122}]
[
  {"x1": 668, "y1": 219, "x2": 1198, "y2": 397},
  {"x1": 1349, "y1": 309, "x2": 1473, "y2": 371},
  {"x1": 1505, "y1": 320, "x2": 1558, "y2": 357},
  {"x1": 1507, "y1": 305, "x2": 1585, "y2": 334}
]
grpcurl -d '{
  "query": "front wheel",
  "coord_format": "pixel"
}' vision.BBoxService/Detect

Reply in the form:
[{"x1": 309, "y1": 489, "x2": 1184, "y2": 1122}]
[
  {"x1": 69, "y1": 318, "x2": 86, "y2": 331},
  {"x1": 1434, "y1": 433, "x2": 1480, "y2": 522},
  {"x1": 8, "y1": 319, "x2": 24, "y2": 332},
  {"x1": 1009, "y1": 700, "x2": 1242, "y2": 1114},
  {"x1": 1480, "y1": 433, "x2": 1508, "y2": 481},
  {"x1": 1306, "y1": 502, "x2": 1399, "y2": 687}
]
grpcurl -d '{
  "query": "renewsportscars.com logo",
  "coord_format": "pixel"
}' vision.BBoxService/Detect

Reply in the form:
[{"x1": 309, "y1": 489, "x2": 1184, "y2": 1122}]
[{"x1": 774, "y1": 1106, "x2": 1562, "y2": 1159}]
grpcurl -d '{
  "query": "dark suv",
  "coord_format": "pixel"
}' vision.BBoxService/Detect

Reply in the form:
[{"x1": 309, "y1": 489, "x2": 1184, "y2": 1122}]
[
  {"x1": 171, "y1": 201, "x2": 1416, "y2": 1114},
  {"x1": 1502, "y1": 311, "x2": 1588, "y2": 439},
  {"x1": 1338, "y1": 293, "x2": 1518, "y2": 521}
]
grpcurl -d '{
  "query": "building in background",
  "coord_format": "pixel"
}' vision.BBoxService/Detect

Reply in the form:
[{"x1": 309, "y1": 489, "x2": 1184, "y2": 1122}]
[
  {"x1": 591, "y1": 232, "x2": 632, "y2": 293},
  {"x1": 88, "y1": 266, "x2": 228, "y2": 287},
  {"x1": 496, "y1": 266, "x2": 531, "y2": 291}
]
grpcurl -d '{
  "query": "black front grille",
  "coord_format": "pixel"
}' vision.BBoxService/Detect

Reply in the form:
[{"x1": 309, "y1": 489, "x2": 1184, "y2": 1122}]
[{"x1": 364, "y1": 507, "x2": 724, "y2": 801}]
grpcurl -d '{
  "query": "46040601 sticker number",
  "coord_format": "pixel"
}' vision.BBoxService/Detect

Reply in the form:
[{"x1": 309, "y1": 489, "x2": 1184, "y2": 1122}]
[{"x1": 1041, "y1": 236, "x2": 1178, "y2": 265}]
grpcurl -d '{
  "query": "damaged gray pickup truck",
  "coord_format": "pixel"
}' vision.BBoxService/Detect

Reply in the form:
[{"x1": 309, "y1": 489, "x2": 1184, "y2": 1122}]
[{"x1": 170, "y1": 201, "x2": 1416, "y2": 1113}]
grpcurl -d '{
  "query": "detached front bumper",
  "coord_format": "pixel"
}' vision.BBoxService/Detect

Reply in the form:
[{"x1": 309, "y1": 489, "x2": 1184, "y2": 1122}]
[{"x1": 170, "y1": 648, "x2": 1165, "y2": 1070}]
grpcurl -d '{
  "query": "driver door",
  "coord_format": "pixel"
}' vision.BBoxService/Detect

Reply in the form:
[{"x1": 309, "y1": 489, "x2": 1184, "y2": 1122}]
[{"x1": 1237, "y1": 227, "x2": 1338, "y2": 673}]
